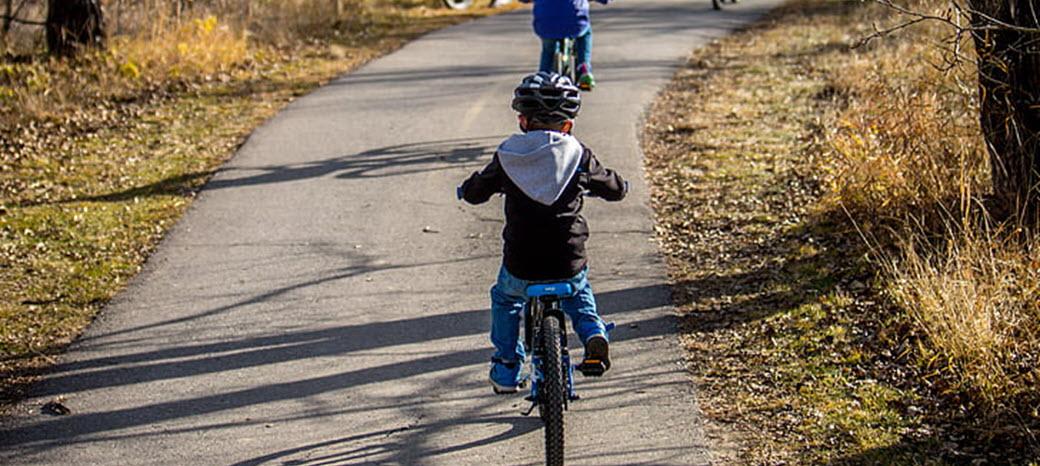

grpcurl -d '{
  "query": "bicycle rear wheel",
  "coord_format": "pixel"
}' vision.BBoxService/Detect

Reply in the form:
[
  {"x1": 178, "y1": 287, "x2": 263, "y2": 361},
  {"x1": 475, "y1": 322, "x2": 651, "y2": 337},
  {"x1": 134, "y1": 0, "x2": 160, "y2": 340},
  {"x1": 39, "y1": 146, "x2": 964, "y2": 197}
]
[
  {"x1": 554, "y1": 49, "x2": 565, "y2": 78},
  {"x1": 539, "y1": 315, "x2": 566, "y2": 466},
  {"x1": 563, "y1": 39, "x2": 577, "y2": 83},
  {"x1": 442, "y1": 0, "x2": 473, "y2": 10},
  {"x1": 552, "y1": 39, "x2": 577, "y2": 84}
]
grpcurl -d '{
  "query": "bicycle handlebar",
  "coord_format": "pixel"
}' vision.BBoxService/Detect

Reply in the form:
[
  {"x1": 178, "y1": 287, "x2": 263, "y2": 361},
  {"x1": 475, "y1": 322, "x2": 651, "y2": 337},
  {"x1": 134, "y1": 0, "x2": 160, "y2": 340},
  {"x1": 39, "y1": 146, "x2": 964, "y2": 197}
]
[{"x1": 458, "y1": 181, "x2": 627, "y2": 202}]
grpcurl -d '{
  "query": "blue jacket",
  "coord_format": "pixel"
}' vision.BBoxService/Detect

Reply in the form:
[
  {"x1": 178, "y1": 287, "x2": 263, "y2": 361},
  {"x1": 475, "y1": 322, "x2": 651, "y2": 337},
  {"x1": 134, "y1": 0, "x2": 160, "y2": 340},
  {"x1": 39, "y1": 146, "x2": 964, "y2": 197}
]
[{"x1": 531, "y1": 0, "x2": 590, "y2": 39}]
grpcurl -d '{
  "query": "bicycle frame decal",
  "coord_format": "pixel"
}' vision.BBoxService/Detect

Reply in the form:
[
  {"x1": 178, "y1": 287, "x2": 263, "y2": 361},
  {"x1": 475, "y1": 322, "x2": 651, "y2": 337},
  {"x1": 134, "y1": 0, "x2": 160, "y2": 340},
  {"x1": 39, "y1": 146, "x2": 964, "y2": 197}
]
[{"x1": 526, "y1": 282, "x2": 575, "y2": 297}]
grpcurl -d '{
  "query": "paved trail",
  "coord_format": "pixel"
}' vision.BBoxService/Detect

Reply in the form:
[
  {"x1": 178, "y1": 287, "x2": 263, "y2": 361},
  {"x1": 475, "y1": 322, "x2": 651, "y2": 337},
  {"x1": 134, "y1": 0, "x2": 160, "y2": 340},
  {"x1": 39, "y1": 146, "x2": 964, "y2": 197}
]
[{"x1": 2, "y1": 2, "x2": 780, "y2": 464}]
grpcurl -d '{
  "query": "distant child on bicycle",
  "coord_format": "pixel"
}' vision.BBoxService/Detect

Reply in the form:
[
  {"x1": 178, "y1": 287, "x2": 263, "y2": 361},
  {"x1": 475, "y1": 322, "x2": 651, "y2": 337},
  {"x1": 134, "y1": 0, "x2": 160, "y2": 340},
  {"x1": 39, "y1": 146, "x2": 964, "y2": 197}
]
[
  {"x1": 458, "y1": 72, "x2": 628, "y2": 393},
  {"x1": 519, "y1": 0, "x2": 609, "y2": 90}
]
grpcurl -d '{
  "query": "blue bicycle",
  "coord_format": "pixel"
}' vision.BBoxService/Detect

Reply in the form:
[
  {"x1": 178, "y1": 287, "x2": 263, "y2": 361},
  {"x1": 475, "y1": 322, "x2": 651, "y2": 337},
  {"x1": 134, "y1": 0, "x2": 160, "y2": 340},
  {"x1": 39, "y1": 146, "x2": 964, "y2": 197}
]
[{"x1": 521, "y1": 282, "x2": 613, "y2": 466}]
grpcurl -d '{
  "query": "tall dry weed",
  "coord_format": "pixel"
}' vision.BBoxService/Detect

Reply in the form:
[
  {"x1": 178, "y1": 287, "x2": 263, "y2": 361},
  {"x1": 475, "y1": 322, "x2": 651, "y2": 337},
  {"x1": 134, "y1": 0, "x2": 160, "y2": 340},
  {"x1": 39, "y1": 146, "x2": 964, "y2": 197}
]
[
  {"x1": 113, "y1": 14, "x2": 248, "y2": 81},
  {"x1": 1, "y1": 13, "x2": 246, "y2": 123},
  {"x1": 0, "y1": 0, "x2": 428, "y2": 125},
  {"x1": 888, "y1": 227, "x2": 1040, "y2": 413},
  {"x1": 822, "y1": 2, "x2": 1040, "y2": 419},
  {"x1": 824, "y1": 36, "x2": 987, "y2": 228}
]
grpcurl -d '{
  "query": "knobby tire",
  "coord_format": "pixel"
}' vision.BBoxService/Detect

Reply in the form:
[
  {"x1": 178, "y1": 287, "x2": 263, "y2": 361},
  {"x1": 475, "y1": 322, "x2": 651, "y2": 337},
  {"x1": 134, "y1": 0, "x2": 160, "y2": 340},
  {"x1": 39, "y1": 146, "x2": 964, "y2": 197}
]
[
  {"x1": 540, "y1": 315, "x2": 566, "y2": 466},
  {"x1": 442, "y1": 0, "x2": 473, "y2": 9}
]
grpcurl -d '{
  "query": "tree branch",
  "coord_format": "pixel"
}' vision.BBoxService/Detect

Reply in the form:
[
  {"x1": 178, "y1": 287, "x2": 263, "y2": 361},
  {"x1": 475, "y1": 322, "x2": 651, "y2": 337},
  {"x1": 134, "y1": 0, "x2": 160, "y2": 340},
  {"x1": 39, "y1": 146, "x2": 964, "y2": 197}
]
[
  {"x1": 1, "y1": 14, "x2": 45, "y2": 26},
  {"x1": 873, "y1": 0, "x2": 1040, "y2": 34},
  {"x1": 963, "y1": 3, "x2": 1040, "y2": 33},
  {"x1": 855, "y1": 16, "x2": 930, "y2": 48}
]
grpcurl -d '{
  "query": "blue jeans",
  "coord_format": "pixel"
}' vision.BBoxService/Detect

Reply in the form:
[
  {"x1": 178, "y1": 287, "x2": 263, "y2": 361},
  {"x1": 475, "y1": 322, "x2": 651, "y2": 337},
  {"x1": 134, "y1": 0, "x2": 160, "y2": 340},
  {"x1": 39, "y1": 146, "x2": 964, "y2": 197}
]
[
  {"x1": 489, "y1": 265, "x2": 607, "y2": 366},
  {"x1": 538, "y1": 25, "x2": 593, "y2": 74}
]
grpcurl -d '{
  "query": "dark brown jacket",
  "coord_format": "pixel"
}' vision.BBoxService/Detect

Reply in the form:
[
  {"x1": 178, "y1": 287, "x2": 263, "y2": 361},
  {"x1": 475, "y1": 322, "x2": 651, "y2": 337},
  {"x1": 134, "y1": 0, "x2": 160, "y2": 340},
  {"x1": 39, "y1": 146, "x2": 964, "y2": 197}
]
[{"x1": 460, "y1": 134, "x2": 626, "y2": 280}]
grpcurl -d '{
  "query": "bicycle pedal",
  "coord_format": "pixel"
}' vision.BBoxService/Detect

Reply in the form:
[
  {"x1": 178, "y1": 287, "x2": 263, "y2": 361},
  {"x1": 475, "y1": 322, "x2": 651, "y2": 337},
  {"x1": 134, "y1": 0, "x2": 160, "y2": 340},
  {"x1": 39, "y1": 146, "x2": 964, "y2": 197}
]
[{"x1": 577, "y1": 360, "x2": 607, "y2": 377}]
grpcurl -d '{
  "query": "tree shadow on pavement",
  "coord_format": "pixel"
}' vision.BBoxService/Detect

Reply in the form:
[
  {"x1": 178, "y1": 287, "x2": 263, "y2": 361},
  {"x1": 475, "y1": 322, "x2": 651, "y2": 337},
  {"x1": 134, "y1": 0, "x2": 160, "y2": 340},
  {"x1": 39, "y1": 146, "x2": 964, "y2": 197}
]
[
  {"x1": 26, "y1": 136, "x2": 499, "y2": 208},
  {"x1": 75, "y1": 252, "x2": 497, "y2": 345},
  {"x1": 231, "y1": 414, "x2": 542, "y2": 466},
  {"x1": 28, "y1": 282, "x2": 675, "y2": 399},
  {"x1": 209, "y1": 136, "x2": 497, "y2": 188},
  {"x1": 0, "y1": 282, "x2": 678, "y2": 452}
]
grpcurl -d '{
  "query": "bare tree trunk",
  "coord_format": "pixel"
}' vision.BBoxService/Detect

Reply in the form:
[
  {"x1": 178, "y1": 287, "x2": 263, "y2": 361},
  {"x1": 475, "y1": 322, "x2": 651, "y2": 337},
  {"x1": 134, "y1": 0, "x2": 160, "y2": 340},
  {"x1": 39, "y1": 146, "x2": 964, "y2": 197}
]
[
  {"x1": 968, "y1": 0, "x2": 1040, "y2": 223},
  {"x1": 2, "y1": 0, "x2": 12, "y2": 45},
  {"x1": 46, "y1": 0, "x2": 105, "y2": 56}
]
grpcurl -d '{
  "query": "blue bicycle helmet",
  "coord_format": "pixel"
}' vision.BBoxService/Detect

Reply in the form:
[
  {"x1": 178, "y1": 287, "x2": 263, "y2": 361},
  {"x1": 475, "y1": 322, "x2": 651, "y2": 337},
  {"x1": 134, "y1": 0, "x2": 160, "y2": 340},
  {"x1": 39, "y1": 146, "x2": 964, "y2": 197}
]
[{"x1": 511, "y1": 72, "x2": 581, "y2": 125}]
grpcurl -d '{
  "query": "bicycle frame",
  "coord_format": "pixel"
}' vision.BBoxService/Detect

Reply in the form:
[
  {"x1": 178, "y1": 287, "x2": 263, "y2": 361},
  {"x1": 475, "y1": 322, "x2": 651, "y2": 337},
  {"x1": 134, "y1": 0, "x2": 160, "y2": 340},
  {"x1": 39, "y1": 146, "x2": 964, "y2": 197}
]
[
  {"x1": 523, "y1": 295, "x2": 578, "y2": 413},
  {"x1": 552, "y1": 37, "x2": 578, "y2": 84}
]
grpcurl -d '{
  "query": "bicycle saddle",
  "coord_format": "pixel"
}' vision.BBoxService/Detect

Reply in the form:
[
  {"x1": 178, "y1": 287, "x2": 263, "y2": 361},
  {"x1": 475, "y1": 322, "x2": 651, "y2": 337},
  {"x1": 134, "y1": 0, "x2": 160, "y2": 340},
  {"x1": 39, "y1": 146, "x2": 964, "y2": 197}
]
[{"x1": 525, "y1": 282, "x2": 575, "y2": 298}]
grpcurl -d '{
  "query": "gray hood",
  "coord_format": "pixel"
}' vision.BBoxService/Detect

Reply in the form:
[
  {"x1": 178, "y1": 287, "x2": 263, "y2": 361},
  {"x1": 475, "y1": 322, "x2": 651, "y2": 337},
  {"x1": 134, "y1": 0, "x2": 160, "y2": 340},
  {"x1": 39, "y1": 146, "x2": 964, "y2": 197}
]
[{"x1": 497, "y1": 130, "x2": 583, "y2": 206}]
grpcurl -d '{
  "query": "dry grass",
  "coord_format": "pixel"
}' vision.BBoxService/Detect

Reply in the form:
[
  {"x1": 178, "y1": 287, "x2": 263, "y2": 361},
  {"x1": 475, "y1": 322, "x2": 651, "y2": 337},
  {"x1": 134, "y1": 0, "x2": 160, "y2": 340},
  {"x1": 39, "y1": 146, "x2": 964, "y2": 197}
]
[
  {"x1": 2, "y1": 14, "x2": 249, "y2": 123},
  {"x1": 821, "y1": 0, "x2": 1040, "y2": 424},
  {"x1": 0, "y1": 0, "x2": 478, "y2": 124},
  {"x1": 643, "y1": 1, "x2": 919, "y2": 463},
  {"x1": 114, "y1": 15, "x2": 248, "y2": 81},
  {"x1": 646, "y1": 0, "x2": 1040, "y2": 462},
  {"x1": 889, "y1": 228, "x2": 1040, "y2": 413},
  {"x1": 821, "y1": 16, "x2": 987, "y2": 230}
]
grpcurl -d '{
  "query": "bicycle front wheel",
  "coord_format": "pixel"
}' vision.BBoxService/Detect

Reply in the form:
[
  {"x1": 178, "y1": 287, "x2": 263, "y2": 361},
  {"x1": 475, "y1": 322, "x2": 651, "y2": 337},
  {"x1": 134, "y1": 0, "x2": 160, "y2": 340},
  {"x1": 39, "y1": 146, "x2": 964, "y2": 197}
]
[{"x1": 539, "y1": 315, "x2": 566, "y2": 466}]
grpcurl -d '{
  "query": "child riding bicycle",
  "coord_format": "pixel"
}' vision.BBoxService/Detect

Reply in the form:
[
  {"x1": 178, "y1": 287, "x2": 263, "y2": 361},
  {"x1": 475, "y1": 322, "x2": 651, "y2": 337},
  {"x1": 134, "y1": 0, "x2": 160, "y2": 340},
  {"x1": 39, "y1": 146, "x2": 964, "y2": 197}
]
[
  {"x1": 458, "y1": 72, "x2": 628, "y2": 393},
  {"x1": 519, "y1": 0, "x2": 609, "y2": 90}
]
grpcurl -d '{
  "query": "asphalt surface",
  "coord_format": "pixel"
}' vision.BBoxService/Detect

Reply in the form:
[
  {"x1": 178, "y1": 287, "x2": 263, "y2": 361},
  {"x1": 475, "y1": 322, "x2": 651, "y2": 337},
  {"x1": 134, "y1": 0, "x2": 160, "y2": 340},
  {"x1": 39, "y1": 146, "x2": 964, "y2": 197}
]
[{"x1": 2, "y1": 1, "x2": 781, "y2": 464}]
